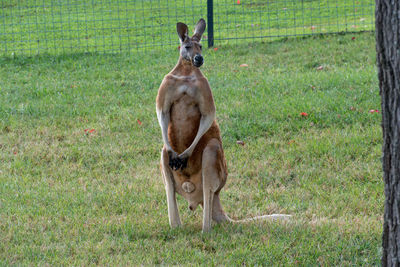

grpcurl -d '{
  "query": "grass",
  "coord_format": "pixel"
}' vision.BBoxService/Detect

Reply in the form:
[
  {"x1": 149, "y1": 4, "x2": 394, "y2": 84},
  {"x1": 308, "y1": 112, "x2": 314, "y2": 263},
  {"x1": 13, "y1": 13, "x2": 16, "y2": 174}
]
[
  {"x1": 0, "y1": 31, "x2": 382, "y2": 265},
  {"x1": 1, "y1": 0, "x2": 375, "y2": 55}
]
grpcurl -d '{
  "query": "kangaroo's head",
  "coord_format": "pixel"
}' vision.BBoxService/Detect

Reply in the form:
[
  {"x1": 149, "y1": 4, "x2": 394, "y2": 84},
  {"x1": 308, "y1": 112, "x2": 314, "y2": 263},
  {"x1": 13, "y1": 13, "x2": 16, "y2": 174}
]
[{"x1": 177, "y1": 19, "x2": 206, "y2": 68}]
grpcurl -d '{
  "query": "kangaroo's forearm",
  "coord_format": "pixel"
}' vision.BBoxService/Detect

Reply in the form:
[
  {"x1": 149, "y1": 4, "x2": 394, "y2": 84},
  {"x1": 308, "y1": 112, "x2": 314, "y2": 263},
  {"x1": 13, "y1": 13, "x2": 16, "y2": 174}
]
[
  {"x1": 181, "y1": 113, "x2": 215, "y2": 157},
  {"x1": 157, "y1": 109, "x2": 173, "y2": 151}
]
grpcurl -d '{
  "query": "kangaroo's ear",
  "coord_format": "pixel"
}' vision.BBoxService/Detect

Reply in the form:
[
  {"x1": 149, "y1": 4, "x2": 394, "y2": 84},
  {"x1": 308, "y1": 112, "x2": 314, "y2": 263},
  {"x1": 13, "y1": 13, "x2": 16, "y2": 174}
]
[
  {"x1": 177, "y1": 22, "x2": 189, "y2": 42},
  {"x1": 192, "y1": 18, "x2": 206, "y2": 41}
]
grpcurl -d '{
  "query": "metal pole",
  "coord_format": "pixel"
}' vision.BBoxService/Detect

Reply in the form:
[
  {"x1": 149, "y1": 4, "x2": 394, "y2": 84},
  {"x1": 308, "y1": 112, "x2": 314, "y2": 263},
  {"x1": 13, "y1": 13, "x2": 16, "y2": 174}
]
[{"x1": 207, "y1": 0, "x2": 214, "y2": 47}]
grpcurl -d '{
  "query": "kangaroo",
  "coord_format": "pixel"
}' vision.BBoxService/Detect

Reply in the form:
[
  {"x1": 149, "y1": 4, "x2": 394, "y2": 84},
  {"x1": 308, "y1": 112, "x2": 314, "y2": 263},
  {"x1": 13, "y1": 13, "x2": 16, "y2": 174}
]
[{"x1": 156, "y1": 19, "x2": 290, "y2": 232}]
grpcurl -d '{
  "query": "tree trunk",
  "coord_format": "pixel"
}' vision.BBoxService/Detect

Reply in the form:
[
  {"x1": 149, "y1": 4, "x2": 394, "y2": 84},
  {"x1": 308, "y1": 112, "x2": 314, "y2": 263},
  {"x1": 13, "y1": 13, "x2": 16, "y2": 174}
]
[{"x1": 376, "y1": 0, "x2": 400, "y2": 266}]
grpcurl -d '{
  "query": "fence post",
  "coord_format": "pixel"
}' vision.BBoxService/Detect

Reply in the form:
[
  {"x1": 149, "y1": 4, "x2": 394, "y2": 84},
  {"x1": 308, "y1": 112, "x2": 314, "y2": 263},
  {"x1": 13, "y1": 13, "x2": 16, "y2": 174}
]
[{"x1": 207, "y1": 0, "x2": 214, "y2": 47}]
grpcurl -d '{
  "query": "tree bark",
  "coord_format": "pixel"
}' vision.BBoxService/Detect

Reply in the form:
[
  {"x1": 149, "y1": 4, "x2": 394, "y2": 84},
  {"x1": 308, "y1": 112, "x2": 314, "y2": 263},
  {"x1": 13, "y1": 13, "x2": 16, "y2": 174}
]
[{"x1": 376, "y1": 0, "x2": 400, "y2": 266}]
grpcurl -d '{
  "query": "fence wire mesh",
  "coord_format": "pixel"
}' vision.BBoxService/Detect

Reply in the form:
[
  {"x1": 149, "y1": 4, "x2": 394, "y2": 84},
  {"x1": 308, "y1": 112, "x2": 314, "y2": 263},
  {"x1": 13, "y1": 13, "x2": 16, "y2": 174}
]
[{"x1": 1, "y1": 0, "x2": 375, "y2": 56}]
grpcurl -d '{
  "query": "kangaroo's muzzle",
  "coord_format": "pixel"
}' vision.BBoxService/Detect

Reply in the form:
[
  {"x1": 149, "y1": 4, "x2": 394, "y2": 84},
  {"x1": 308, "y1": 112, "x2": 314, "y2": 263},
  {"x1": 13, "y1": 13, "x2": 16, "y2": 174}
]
[{"x1": 193, "y1": 54, "x2": 203, "y2": 67}]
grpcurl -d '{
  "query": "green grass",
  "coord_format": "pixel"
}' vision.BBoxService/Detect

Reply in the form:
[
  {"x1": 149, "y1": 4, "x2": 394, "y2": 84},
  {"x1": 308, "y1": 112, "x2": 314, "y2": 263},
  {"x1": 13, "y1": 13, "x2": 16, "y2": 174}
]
[
  {"x1": 0, "y1": 32, "x2": 382, "y2": 265},
  {"x1": 1, "y1": 0, "x2": 375, "y2": 55}
]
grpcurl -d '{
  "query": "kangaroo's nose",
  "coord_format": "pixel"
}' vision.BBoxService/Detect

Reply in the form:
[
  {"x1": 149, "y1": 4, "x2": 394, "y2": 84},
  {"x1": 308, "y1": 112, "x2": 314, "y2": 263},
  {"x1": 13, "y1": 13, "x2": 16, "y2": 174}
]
[{"x1": 193, "y1": 54, "x2": 203, "y2": 67}]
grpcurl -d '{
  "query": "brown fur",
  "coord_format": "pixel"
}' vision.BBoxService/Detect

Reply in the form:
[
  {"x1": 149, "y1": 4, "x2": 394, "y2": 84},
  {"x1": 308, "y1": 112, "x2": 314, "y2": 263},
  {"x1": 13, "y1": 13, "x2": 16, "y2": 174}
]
[
  {"x1": 156, "y1": 19, "x2": 290, "y2": 232},
  {"x1": 157, "y1": 56, "x2": 228, "y2": 212}
]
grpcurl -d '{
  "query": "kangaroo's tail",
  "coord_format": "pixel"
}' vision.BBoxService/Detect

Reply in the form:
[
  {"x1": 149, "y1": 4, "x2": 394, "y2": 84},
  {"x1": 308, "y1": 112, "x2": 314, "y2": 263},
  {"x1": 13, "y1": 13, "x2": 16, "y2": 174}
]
[
  {"x1": 229, "y1": 214, "x2": 292, "y2": 223},
  {"x1": 211, "y1": 193, "x2": 292, "y2": 224}
]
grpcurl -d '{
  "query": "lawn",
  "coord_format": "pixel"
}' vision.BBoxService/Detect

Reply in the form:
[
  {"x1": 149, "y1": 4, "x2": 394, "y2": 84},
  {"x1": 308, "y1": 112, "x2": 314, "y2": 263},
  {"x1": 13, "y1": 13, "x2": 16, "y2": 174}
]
[
  {"x1": 1, "y1": 0, "x2": 375, "y2": 55},
  {"x1": 0, "y1": 31, "x2": 382, "y2": 265}
]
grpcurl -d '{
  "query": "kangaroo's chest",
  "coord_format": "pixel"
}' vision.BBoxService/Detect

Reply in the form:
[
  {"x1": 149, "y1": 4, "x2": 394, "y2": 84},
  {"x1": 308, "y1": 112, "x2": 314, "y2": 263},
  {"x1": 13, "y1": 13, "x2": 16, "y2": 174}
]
[
  {"x1": 170, "y1": 84, "x2": 201, "y2": 123},
  {"x1": 168, "y1": 84, "x2": 201, "y2": 153}
]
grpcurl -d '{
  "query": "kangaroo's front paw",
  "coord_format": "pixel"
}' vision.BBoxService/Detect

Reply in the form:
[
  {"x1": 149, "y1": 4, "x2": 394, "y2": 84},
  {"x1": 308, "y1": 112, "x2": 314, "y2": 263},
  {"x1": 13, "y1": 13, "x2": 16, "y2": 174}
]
[
  {"x1": 168, "y1": 150, "x2": 182, "y2": 170},
  {"x1": 177, "y1": 154, "x2": 188, "y2": 170}
]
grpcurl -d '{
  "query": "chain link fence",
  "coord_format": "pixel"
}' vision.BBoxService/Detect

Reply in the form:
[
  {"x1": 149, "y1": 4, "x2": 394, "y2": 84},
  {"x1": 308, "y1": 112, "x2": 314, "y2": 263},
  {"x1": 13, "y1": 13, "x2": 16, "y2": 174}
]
[{"x1": 1, "y1": 0, "x2": 375, "y2": 56}]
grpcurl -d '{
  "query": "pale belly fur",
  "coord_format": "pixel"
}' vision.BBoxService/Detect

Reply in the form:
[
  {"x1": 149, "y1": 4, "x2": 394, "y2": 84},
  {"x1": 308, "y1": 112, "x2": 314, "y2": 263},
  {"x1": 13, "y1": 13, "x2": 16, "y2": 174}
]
[{"x1": 168, "y1": 93, "x2": 201, "y2": 154}]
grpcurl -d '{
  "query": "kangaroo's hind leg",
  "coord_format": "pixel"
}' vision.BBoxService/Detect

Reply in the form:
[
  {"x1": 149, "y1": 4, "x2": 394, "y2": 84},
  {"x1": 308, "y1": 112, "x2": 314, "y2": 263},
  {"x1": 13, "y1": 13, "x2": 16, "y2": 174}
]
[
  {"x1": 161, "y1": 147, "x2": 182, "y2": 228},
  {"x1": 212, "y1": 193, "x2": 231, "y2": 223},
  {"x1": 201, "y1": 138, "x2": 227, "y2": 232}
]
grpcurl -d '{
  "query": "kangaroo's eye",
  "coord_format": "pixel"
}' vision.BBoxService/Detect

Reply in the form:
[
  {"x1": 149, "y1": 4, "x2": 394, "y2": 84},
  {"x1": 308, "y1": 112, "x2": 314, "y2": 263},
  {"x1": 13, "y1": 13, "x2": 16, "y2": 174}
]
[
  {"x1": 185, "y1": 45, "x2": 191, "y2": 49},
  {"x1": 199, "y1": 45, "x2": 203, "y2": 49}
]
